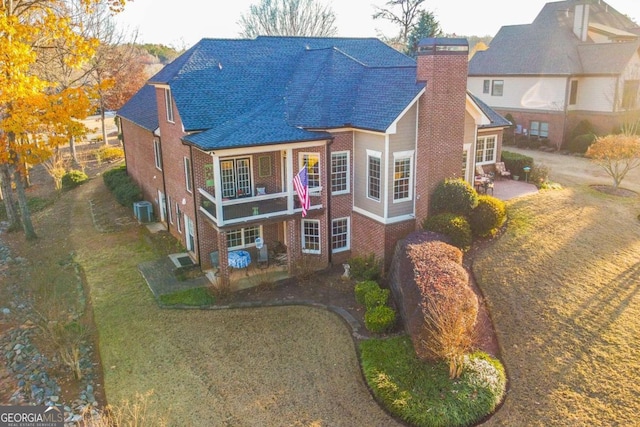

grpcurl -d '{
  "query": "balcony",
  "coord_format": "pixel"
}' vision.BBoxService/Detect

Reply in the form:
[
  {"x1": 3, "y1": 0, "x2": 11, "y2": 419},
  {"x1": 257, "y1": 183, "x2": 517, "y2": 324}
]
[{"x1": 199, "y1": 189, "x2": 322, "y2": 226}]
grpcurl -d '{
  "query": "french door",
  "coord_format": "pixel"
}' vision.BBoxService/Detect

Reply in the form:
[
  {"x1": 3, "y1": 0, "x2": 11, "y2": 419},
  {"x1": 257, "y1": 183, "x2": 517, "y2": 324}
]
[{"x1": 221, "y1": 157, "x2": 252, "y2": 198}]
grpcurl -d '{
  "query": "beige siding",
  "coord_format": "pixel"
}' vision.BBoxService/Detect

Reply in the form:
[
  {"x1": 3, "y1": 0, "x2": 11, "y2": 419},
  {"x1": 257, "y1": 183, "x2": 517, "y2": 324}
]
[
  {"x1": 469, "y1": 76, "x2": 569, "y2": 111},
  {"x1": 354, "y1": 131, "x2": 385, "y2": 217},
  {"x1": 464, "y1": 110, "x2": 477, "y2": 146},
  {"x1": 387, "y1": 105, "x2": 417, "y2": 218},
  {"x1": 570, "y1": 76, "x2": 617, "y2": 112}
]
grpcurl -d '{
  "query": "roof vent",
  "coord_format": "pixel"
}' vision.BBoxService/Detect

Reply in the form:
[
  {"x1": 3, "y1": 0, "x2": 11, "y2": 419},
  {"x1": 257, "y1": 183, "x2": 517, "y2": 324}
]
[{"x1": 218, "y1": 62, "x2": 223, "y2": 70}]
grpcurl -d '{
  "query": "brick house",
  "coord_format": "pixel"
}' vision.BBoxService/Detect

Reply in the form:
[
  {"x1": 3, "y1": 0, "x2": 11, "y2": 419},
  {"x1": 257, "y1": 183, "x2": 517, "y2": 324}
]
[
  {"x1": 118, "y1": 36, "x2": 507, "y2": 288},
  {"x1": 468, "y1": 0, "x2": 640, "y2": 148}
]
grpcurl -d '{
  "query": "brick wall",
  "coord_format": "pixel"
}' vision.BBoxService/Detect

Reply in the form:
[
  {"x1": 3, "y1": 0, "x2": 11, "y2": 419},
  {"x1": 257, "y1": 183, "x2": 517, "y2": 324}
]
[
  {"x1": 153, "y1": 87, "x2": 197, "y2": 259},
  {"x1": 120, "y1": 119, "x2": 164, "y2": 218}
]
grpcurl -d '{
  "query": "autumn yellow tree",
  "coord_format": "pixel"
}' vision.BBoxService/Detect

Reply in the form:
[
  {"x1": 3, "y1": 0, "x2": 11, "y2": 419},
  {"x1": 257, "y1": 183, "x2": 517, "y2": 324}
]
[
  {"x1": 0, "y1": 0, "x2": 127, "y2": 239},
  {"x1": 586, "y1": 134, "x2": 640, "y2": 189}
]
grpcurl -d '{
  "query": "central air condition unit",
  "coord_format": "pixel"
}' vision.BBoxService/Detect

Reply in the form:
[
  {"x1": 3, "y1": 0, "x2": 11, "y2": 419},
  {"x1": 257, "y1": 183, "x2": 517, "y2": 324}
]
[{"x1": 133, "y1": 201, "x2": 154, "y2": 223}]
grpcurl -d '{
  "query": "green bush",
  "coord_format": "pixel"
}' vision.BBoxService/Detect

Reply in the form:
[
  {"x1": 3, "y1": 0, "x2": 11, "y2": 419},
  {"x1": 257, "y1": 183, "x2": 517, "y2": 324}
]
[
  {"x1": 364, "y1": 305, "x2": 396, "y2": 333},
  {"x1": 61, "y1": 170, "x2": 88, "y2": 190},
  {"x1": 501, "y1": 151, "x2": 534, "y2": 178},
  {"x1": 348, "y1": 254, "x2": 382, "y2": 282},
  {"x1": 422, "y1": 213, "x2": 472, "y2": 251},
  {"x1": 364, "y1": 287, "x2": 390, "y2": 309},
  {"x1": 430, "y1": 178, "x2": 478, "y2": 216},
  {"x1": 360, "y1": 337, "x2": 507, "y2": 427},
  {"x1": 568, "y1": 119, "x2": 596, "y2": 144},
  {"x1": 469, "y1": 195, "x2": 506, "y2": 238},
  {"x1": 567, "y1": 133, "x2": 596, "y2": 154},
  {"x1": 103, "y1": 165, "x2": 142, "y2": 206},
  {"x1": 355, "y1": 280, "x2": 380, "y2": 305}
]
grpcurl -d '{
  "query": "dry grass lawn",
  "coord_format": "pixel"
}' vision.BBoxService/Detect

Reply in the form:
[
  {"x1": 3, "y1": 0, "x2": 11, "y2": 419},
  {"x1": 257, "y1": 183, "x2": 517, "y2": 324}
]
[
  {"x1": 474, "y1": 153, "x2": 640, "y2": 425},
  {"x1": 68, "y1": 173, "x2": 399, "y2": 425}
]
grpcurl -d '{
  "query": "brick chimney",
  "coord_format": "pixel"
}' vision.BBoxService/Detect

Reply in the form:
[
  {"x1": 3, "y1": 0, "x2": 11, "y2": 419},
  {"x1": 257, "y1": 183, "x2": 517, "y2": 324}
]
[{"x1": 414, "y1": 37, "x2": 469, "y2": 226}]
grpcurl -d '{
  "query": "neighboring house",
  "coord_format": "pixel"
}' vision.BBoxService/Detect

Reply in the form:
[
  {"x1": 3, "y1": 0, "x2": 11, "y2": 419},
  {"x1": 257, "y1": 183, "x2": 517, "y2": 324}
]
[
  {"x1": 118, "y1": 36, "x2": 506, "y2": 288},
  {"x1": 468, "y1": 0, "x2": 640, "y2": 148}
]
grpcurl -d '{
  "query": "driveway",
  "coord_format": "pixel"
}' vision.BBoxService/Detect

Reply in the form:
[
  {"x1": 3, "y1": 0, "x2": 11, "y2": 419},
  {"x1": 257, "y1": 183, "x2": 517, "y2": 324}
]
[{"x1": 504, "y1": 147, "x2": 640, "y2": 193}]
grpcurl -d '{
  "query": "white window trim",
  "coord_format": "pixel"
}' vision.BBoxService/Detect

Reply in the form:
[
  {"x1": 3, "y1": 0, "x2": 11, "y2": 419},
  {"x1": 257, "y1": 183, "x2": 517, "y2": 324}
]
[
  {"x1": 331, "y1": 151, "x2": 350, "y2": 195},
  {"x1": 301, "y1": 219, "x2": 321, "y2": 254},
  {"x1": 184, "y1": 157, "x2": 192, "y2": 193},
  {"x1": 227, "y1": 226, "x2": 263, "y2": 251},
  {"x1": 331, "y1": 216, "x2": 350, "y2": 253},
  {"x1": 491, "y1": 80, "x2": 504, "y2": 97},
  {"x1": 392, "y1": 150, "x2": 414, "y2": 203},
  {"x1": 476, "y1": 135, "x2": 497, "y2": 165},
  {"x1": 165, "y1": 88, "x2": 174, "y2": 123},
  {"x1": 184, "y1": 214, "x2": 195, "y2": 252},
  {"x1": 153, "y1": 138, "x2": 162, "y2": 170},
  {"x1": 298, "y1": 152, "x2": 321, "y2": 190},
  {"x1": 366, "y1": 149, "x2": 382, "y2": 202}
]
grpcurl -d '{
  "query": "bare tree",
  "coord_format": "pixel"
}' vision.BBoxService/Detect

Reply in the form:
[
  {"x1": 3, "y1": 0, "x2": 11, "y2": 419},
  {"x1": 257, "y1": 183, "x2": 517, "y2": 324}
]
[
  {"x1": 373, "y1": 0, "x2": 426, "y2": 46},
  {"x1": 238, "y1": 0, "x2": 337, "y2": 38}
]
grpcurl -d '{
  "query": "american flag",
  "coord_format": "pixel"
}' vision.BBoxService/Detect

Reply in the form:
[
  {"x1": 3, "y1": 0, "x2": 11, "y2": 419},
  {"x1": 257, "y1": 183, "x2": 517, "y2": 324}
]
[{"x1": 293, "y1": 164, "x2": 310, "y2": 217}]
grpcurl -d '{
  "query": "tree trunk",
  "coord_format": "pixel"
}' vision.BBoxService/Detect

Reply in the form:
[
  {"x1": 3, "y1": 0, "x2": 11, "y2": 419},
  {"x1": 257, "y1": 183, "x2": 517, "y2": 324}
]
[
  {"x1": 69, "y1": 134, "x2": 78, "y2": 165},
  {"x1": 0, "y1": 163, "x2": 20, "y2": 229},
  {"x1": 13, "y1": 168, "x2": 37, "y2": 240}
]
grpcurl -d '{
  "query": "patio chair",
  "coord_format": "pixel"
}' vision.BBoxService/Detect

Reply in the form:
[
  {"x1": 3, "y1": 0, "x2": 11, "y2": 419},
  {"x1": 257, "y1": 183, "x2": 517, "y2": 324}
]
[
  {"x1": 495, "y1": 162, "x2": 511, "y2": 179},
  {"x1": 257, "y1": 244, "x2": 269, "y2": 268},
  {"x1": 475, "y1": 164, "x2": 488, "y2": 178}
]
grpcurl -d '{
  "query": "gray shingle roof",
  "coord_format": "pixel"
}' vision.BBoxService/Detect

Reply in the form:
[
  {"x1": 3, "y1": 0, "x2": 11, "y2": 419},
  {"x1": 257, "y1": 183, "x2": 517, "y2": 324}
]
[
  {"x1": 469, "y1": 0, "x2": 640, "y2": 77},
  {"x1": 121, "y1": 36, "x2": 424, "y2": 150},
  {"x1": 117, "y1": 85, "x2": 158, "y2": 132}
]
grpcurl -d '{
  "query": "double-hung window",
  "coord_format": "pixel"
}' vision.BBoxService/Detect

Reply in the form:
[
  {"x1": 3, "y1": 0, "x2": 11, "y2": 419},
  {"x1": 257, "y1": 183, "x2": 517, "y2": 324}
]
[
  {"x1": 569, "y1": 80, "x2": 579, "y2": 105},
  {"x1": 226, "y1": 226, "x2": 262, "y2": 250},
  {"x1": 530, "y1": 121, "x2": 549, "y2": 139},
  {"x1": 331, "y1": 217, "x2": 350, "y2": 253},
  {"x1": 491, "y1": 80, "x2": 504, "y2": 96},
  {"x1": 393, "y1": 151, "x2": 413, "y2": 202},
  {"x1": 367, "y1": 150, "x2": 382, "y2": 201},
  {"x1": 302, "y1": 219, "x2": 321, "y2": 254},
  {"x1": 483, "y1": 80, "x2": 490, "y2": 94},
  {"x1": 331, "y1": 151, "x2": 349, "y2": 194},
  {"x1": 164, "y1": 88, "x2": 174, "y2": 123},
  {"x1": 476, "y1": 135, "x2": 497, "y2": 164}
]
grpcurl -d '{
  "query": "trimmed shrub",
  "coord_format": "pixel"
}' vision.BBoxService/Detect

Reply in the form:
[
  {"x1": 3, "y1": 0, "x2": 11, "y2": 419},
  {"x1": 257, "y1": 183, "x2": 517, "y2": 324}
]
[
  {"x1": 61, "y1": 170, "x2": 88, "y2": 190},
  {"x1": 96, "y1": 145, "x2": 124, "y2": 163},
  {"x1": 567, "y1": 133, "x2": 596, "y2": 154},
  {"x1": 501, "y1": 151, "x2": 533, "y2": 178},
  {"x1": 103, "y1": 165, "x2": 142, "y2": 207},
  {"x1": 364, "y1": 305, "x2": 397, "y2": 333},
  {"x1": 422, "y1": 213, "x2": 472, "y2": 251},
  {"x1": 364, "y1": 287, "x2": 390, "y2": 310},
  {"x1": 430, "y1": 178, "x2": 478, "y2": 216},
  {"x1": 348, "y1": 254, "x2": 382, "y2": 282},
  {"x1": 355, "y1": 280, "x2": 380, "y2": 305},
  {"x1": 469, "y1": 195, "x2": 506, "y2": 238},
  {"x1": 568, "y1": 119, "x2": 596, "y2": 144}
]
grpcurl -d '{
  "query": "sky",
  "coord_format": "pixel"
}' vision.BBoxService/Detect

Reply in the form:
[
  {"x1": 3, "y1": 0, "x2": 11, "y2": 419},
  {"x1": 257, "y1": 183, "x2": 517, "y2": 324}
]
[{"x1": 114, "y1": 0, "x2": 640, "y2": 49}]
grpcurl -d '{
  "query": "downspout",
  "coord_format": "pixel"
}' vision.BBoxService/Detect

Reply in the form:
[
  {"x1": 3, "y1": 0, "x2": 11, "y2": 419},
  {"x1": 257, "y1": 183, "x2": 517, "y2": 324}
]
[
  {"x1": 562, "y1": 76, "x2": 571, "y2": 149},
  {"x1": 325, "y1": 137, "x2": 334, "y2": 266},
  {"x1": 189, "y1": 144, "x2": 200, "y2": 265},
  {"x1": 159, "y1": 134, "x2": 169, "y2": 234}
]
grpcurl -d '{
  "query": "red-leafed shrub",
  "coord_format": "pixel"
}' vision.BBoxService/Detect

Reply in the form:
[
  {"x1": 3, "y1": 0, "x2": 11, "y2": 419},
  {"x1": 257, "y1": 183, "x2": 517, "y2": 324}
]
[{"x1": 404, "y1": 238, "x2": 478, "y2": 378}]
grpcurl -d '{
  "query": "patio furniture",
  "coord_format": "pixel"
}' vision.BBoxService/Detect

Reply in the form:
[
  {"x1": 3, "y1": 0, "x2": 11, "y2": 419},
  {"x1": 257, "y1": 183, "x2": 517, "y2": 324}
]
[
  {"x1": 495, "y1": 162, "x2": 511, "y2": 179},
  {"x1": 228, "y1": 250, "x2": 251, "y2": 269}
]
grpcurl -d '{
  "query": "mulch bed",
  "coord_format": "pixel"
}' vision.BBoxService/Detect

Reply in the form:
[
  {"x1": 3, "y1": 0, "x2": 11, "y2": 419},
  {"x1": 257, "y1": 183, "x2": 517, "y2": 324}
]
[{"x1": 591, "y1": 184, "x2": 638, "y2": 198}]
